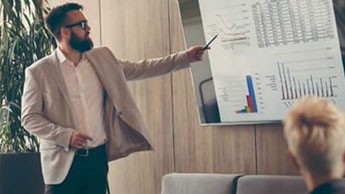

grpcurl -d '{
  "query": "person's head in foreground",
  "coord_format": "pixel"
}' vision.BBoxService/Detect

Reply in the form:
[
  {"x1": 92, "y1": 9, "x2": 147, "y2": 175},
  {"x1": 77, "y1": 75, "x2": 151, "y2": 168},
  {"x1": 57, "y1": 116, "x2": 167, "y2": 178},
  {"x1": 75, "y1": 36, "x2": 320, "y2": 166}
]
[{"x1": 284, "y1": 96, "x2": 345, "y2": 193}]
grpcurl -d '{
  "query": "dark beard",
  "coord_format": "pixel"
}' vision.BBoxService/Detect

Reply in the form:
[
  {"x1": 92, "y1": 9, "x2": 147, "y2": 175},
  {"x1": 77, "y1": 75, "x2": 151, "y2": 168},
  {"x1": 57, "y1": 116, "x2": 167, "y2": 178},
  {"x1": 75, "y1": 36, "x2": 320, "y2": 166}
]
[{"x1": 69, "y1": 32, "x2": 94, "y2": 52}]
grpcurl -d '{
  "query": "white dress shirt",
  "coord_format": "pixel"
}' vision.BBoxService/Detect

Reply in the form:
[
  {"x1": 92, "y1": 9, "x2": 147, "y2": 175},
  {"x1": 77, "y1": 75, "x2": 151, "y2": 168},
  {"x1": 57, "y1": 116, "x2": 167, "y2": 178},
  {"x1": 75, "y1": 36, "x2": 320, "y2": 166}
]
[{"x1": 56, "y1": 48, "x2": 107, "y2": 148}]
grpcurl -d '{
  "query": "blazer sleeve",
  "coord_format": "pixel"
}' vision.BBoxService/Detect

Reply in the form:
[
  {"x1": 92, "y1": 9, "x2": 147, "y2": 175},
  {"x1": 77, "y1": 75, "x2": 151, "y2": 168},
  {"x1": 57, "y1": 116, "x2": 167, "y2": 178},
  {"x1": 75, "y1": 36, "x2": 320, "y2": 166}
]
[
  {"x1": 21, "y1": 68, "x2": 74, "y2": 151},
  {"x1": 105, "y1": 48, "x2": 190, "y2": 80}
]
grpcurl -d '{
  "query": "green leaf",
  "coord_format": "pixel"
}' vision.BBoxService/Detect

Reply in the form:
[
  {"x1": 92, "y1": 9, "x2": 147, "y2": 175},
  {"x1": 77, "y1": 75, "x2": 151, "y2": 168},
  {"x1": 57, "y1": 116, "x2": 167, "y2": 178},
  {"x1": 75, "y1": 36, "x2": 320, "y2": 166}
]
[{"x1": 0, "y1": 0, "x2": 55, "y2": 153}]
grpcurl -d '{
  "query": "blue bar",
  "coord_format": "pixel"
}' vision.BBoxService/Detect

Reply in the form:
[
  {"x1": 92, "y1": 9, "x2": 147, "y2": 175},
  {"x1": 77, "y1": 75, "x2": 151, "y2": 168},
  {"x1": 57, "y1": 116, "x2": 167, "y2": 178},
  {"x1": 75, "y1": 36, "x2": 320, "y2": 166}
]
[
  {"x1": 238, "y1": 109, "x2": 246, "y2": 113},
  {"x1": 246, "y1": 75, "x2": 258, "y2": 112}
]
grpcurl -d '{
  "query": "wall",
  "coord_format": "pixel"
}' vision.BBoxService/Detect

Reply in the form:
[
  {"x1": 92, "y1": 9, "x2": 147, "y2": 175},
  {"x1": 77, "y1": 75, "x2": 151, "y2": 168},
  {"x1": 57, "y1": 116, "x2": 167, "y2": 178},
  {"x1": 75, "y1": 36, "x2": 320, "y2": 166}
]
[{"x1": 48, "y1": 1, "x2": 298, "y2": 194}]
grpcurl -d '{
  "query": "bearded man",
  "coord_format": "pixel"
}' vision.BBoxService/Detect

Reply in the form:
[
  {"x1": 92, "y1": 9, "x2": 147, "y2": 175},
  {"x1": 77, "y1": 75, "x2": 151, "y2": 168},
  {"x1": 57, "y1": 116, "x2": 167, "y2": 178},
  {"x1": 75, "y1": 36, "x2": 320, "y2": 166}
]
[{"x1": 21, "y1": 3, "x2": 206, "y2": 194}]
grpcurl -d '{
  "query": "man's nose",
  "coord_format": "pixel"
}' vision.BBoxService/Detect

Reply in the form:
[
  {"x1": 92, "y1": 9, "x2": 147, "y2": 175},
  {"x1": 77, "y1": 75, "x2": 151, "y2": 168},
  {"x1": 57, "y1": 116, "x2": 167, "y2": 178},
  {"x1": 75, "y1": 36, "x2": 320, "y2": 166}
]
[{"x1": 85, "y1": 24, "x2": 91, "y2": 31}]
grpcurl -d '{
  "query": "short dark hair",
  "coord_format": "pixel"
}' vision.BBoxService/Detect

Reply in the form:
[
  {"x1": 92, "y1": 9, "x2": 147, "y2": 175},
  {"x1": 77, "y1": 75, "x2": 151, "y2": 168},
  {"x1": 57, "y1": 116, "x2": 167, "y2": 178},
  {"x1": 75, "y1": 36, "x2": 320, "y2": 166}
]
[{"x1": 45, "y1": 3, "x2": 83, "y2": 39}]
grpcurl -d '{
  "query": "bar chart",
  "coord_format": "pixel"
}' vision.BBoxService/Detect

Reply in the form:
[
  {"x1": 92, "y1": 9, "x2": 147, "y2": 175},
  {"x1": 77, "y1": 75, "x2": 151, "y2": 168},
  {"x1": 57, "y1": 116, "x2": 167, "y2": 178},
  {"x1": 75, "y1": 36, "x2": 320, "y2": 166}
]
[
  {"x1": 277, "y1": 60, "x2": 337, "y2": 101},
  {"x1": 235, "y1": 76, "x2": 259, "y2": 113},
  {"x1": 215, "y1": 74, "x2": 263, "y2": 115}
]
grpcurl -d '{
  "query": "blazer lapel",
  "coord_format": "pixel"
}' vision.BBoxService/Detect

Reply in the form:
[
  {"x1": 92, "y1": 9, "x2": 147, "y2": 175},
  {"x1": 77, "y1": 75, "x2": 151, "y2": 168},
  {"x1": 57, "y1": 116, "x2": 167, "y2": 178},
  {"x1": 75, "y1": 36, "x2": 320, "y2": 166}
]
[
  {"x1": 85, "y1": 51, "x2": 116, "y2": 104},
  {"x1": 85, "y1": 52, "x2": 107, "y2": 88},
  {"x1": 45, "y1": 51, "x2": 77, "y2": 118}
]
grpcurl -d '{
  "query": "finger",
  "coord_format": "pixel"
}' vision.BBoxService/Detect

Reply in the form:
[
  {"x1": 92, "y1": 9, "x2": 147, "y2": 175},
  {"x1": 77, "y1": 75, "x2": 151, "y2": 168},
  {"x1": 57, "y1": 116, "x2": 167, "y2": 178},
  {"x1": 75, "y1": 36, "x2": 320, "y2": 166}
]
[
  {"x1": 194, "y1": 50, "x2": 201, "y2": 55},
  {"x1": 74, "y1": 144, "x2": 82, "y2": 149},
  {"x1": 74, "y1": 137, "x2": 85, "y2": 143},
  {"x1": 72, "y1": 141, "x2": 82, "y2": 148},
  {"x1": 79, "y1": 132, "x2": 93, "y2": 140},
  {"x1": 75, "y1": 139, "x2": 85, "y2": 145},
  {"x1": 75, "y1": 136, "x2": 87, "y2": 143},
  {"x1": 72, "y1": 142, "x2": 80, "y2": 149},
  {"x1": 74, "y1": 141, "x2": 84, "y2": 148},
  {"x1": 195, "y1": 53, "x2": 202, "y2": 59},
  {"x1": 78, "y1": 142, "x2": 84, "y2": 148},
  {"x1": 195, "y1": 51, "x2": 203, "y2": 57},
  {"x1": 196, "y1": 46, "x2": 205, "y2": 50}
]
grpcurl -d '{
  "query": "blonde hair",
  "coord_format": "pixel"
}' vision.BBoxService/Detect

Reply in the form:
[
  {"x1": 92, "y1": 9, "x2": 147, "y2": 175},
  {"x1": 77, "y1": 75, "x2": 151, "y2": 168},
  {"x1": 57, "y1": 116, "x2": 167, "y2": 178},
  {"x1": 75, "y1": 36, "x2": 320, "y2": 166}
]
[{"x1": 284, "y1": 97, "x2": 345, "y2": 177}]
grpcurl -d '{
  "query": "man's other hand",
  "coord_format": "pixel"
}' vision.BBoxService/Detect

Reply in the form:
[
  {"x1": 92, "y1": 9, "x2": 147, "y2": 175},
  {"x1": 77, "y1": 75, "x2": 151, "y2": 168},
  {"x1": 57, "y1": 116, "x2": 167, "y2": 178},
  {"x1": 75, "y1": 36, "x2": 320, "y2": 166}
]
[
  {"x1": 70, "y1": 131, "x2": 93, "y2": 149},
  {"x1": 187, "y1": 45, "x2": 210, "y2": 63}
]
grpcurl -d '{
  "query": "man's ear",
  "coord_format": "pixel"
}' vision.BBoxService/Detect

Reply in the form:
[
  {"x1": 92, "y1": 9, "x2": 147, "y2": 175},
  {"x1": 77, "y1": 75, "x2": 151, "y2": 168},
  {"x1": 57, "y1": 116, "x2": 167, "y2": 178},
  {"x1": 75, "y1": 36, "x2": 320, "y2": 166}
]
[
  {"x1": 287, "y1": 150, "x2": 300, "y2": 170},
  {"x1": 60, "y1": 27, "x2": 70, "y2": 39}
]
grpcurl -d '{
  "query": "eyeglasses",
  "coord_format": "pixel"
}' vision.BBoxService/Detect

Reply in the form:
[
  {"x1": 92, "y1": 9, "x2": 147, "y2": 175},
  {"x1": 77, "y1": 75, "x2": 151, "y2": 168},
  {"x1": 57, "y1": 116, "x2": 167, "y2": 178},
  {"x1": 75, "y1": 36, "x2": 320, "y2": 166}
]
[{"x1": 64, "y1": 20, "x2": 88, "y2": 30}]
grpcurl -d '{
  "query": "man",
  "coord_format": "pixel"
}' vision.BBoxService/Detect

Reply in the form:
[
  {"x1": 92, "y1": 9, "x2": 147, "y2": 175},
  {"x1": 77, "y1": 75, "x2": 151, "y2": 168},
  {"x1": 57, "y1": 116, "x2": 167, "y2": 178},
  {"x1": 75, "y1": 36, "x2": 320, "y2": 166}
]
[
  {"x1": 21, "y1": 3, "x2": 206, "y2": 194},
  {"x1": 283, "y1": 97, "x2": 345, "y2": 194}
]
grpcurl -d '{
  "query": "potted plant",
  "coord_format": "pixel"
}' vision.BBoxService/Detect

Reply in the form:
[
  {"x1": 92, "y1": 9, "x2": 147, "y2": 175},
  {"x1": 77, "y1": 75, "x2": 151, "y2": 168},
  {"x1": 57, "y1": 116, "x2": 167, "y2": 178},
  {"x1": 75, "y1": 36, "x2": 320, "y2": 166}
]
[{"x1": 0, "y1": 0, "x2": 55, "y2": 193}]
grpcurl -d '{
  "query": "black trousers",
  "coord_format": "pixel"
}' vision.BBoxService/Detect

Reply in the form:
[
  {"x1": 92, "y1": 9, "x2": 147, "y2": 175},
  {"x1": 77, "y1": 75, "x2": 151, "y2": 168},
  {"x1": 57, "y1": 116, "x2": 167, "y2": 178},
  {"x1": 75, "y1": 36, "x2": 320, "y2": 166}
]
[{"x1": 45, "y1": 144, "x2": 108, "y2": 194}]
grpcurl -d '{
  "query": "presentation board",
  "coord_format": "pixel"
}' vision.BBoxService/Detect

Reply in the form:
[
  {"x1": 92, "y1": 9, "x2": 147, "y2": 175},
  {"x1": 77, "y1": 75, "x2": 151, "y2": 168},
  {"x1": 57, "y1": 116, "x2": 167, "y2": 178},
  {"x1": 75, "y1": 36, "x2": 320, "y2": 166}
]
[{"x1": 178, "y1": 0, "x2": 345, "y2": 125}]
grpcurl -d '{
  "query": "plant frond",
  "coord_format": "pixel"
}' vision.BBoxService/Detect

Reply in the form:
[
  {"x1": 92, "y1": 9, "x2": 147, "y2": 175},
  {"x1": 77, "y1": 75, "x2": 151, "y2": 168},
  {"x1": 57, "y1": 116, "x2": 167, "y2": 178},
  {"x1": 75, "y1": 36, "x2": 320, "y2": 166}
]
[{"x1": 0, "y1": 0, "x2": 55, "y2": 153}]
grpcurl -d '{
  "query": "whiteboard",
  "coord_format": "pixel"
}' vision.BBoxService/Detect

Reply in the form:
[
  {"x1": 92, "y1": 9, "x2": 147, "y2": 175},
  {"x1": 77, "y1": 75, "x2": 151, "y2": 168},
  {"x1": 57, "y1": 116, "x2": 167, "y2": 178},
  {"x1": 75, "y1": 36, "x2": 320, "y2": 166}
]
[{"x1": 178, "y1": 0, "x2": 345, "y2": 125}]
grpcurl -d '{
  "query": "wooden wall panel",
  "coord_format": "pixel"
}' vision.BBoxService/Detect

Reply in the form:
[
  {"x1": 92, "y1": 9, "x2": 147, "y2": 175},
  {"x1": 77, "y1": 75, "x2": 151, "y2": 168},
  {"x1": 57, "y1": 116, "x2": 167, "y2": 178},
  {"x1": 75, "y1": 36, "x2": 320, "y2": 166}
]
[
  {"x1": 100, "y1": 0, "x2": 174, "y2": 194},
  {"x1": 169, "y1": 0, "x2": 257, "y2": 174},
  {"x1": 256, "y1": 124, "x2": 299, "y2": 175}
]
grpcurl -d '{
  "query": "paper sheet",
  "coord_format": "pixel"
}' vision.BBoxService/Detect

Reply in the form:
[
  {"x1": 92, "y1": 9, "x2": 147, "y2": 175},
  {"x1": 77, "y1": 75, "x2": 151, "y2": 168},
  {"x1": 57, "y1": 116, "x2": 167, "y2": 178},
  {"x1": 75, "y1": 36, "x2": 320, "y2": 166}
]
[{"x1": 198, "y1": 0, "x2": 345, "y2": 122}]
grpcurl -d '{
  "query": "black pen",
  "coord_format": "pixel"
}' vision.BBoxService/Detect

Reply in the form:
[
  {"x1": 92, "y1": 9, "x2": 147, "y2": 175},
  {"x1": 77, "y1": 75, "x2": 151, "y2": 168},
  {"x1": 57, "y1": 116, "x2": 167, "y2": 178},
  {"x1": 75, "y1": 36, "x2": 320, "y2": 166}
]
[{"x1": 203, "y1": 34, "x2": 218, "y2": 50}]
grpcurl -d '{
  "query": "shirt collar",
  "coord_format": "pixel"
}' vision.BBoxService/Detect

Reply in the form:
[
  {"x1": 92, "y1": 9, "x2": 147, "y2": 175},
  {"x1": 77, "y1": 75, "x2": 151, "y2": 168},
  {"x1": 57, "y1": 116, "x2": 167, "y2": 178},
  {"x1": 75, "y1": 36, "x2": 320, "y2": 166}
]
[
  {"x1": 56, "y1": 47, "x2": 69, "y2": 65},
  {"x1": 56, "y1": 47, "x2": 86, "y2": 66}
]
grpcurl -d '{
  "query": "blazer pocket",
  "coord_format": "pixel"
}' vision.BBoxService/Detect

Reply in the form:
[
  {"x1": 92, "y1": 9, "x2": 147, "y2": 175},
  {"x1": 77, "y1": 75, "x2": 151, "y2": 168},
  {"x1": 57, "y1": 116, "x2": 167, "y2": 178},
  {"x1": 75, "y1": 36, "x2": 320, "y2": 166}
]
[{"x1": 40, "y1": 142, "x2": 58, "y2": 150}]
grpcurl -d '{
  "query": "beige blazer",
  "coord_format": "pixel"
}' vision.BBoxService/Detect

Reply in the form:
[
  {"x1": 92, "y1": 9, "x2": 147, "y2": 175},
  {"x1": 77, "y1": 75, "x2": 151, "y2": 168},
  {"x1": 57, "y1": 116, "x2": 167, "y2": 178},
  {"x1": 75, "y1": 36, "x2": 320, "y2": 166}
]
[{"x1": 21, "y1": 47, "x2": 189, "y2": 184}]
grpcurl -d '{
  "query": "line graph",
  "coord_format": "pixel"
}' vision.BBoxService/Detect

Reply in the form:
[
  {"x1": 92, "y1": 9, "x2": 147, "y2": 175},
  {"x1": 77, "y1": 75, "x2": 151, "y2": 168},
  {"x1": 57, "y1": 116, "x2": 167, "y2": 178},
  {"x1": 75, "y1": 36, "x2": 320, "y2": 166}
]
[{"x1": 213, "y1": 3, "x2": 252, "y2": 50}]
